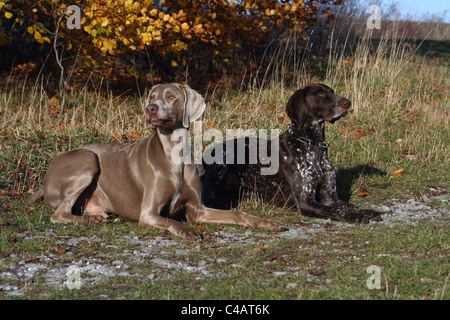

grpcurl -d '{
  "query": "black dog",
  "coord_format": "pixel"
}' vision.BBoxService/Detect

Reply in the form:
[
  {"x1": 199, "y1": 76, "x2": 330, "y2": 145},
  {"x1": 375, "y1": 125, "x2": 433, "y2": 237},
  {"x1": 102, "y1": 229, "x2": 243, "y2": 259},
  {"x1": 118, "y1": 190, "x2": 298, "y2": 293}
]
[{"x1": 200, "y1": 84, "x2": 381, "y2": 223}]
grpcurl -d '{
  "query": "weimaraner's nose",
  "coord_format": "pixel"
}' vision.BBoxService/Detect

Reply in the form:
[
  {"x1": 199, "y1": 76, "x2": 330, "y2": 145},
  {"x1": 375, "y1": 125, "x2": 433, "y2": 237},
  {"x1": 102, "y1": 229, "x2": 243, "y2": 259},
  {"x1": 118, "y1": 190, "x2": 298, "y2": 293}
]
[{"x1": 146, "y1": 103, "x2": 158, "y2": 115}]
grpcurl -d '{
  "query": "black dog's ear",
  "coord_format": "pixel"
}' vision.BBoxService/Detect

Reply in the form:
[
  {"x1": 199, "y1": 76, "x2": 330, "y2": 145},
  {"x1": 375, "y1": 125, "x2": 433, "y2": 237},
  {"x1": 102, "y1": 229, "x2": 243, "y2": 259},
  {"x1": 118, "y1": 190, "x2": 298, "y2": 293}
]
[{"x1": 286, "y1": 87, "x2": 309, "y2": 129}]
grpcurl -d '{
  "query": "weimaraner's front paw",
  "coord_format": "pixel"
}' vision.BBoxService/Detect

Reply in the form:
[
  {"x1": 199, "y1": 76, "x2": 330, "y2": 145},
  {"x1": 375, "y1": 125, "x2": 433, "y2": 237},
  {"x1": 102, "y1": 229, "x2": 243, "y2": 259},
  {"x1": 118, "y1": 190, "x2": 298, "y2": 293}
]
[
  {"x1": 258, "y1": 218, "x2": 287, "y2": 232},
  {"x1": 86, "y1": 215, "x2": 109, "y2": 224},
  {"x1": 178, "y1": 226, "x2": 203, "y2": 241}
]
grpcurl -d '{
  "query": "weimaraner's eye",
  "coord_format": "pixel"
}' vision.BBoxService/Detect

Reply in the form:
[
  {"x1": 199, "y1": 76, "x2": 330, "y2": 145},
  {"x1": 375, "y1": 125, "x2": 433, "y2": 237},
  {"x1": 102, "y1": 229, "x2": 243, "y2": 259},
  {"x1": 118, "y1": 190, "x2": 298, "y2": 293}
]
[
  {"x1": 167, "y1": 93, "x2": 176, "y2": 100},
  {"x1": 149, "y1": 94, "x2": 156, "y2": 101}
]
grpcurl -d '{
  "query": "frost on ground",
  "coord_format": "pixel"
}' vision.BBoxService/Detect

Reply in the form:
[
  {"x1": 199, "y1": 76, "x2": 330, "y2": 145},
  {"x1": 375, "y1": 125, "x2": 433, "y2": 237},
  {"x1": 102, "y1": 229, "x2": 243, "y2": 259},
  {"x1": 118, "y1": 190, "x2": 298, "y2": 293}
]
[
  {"x1": 375, "y1": 187, "x2": 448, "y2": 227},
  {"x1": 1, "y1": 189, "x2": 448, "y2": 297}
]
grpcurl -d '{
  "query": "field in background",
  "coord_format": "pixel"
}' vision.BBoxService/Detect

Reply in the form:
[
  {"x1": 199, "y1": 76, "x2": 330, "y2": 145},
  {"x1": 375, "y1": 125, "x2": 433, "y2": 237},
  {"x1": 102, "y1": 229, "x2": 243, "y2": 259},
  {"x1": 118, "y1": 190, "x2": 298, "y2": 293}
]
[{"x1": 0, "y1": 17, "x2": 449, "y2": 299}]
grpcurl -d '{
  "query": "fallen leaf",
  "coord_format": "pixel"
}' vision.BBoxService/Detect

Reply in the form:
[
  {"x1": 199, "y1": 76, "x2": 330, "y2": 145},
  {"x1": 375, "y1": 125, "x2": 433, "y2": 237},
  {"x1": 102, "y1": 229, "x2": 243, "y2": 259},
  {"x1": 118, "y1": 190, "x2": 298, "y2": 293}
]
[
  {"x1": 286, "y1": 290, "x2": 296, "y2": 297},
  {"x1": 405, "y1": 154, "x2": 418, "y2": 160},
  {"x1": 265, "y1": 254, "x2": 282, "y2": 262},
  {"x1": 358, "y1": 190, "x2": 369, "y2": 197},
  {"x1": 309, "y1": 268, "x2": 325, "y2": 276},
  {"x1": 253, "y1": 246, "x2": 265, "y2": 253},
  {"x1": 372, "y1": 183, "x2": 392, "y2": 189},
  {"x1": 393, "y1": 168, "x2": 405, "y2": 177},
  {"x1": 55, "y1": 247, "x2": 66, "y2": 255}
]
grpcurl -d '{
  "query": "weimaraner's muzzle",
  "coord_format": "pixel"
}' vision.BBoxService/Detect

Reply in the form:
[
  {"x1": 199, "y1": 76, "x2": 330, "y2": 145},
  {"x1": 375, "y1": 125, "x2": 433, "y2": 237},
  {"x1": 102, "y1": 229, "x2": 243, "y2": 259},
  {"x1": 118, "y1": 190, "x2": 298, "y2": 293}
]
[{"x1": 27, "y1": 84, "x2": 285, "y2": 240}]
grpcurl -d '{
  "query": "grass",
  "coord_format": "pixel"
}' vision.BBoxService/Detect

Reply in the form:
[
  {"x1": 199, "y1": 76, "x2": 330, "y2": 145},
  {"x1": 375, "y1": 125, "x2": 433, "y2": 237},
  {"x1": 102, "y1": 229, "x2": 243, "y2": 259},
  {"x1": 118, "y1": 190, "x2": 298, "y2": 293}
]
[
  {"x1": 0, "y1": 26, "x2": 449, "y2": 300},
  {"x1": 1, "y1": 202, "x2": 448, "y2": 300}
]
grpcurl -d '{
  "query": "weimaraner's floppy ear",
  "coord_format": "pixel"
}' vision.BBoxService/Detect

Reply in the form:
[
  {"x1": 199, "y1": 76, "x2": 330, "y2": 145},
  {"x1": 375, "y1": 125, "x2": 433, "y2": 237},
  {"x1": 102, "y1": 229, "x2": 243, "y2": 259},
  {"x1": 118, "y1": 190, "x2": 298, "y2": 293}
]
[{"x1": 179, "y1": 84, "x2": 206, "y2": 128}]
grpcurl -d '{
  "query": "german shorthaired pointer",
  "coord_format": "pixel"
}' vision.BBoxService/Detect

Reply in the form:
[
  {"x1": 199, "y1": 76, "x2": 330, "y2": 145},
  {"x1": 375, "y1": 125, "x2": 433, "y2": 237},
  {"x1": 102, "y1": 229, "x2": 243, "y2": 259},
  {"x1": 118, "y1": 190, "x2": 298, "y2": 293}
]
[
  {"x1": 27, "y1": 84, "x2": 285, "y2": 240},
  {"x1": 200, "y1": 84, "x2": 382, "y2": 223}
]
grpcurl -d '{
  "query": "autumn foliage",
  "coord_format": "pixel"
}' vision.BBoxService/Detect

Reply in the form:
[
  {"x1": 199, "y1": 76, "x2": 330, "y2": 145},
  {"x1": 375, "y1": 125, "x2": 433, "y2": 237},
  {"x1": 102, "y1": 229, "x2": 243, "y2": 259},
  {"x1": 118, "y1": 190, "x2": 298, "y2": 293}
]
[{"x1": 1, "y1": 0, "x2": 340, "y2": 81}]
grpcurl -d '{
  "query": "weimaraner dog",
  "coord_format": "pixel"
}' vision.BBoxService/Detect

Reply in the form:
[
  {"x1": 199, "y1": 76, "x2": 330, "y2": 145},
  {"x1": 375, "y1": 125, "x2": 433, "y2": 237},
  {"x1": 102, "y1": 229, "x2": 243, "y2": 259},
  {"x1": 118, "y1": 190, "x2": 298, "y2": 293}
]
[{"x1": 27, "y1": 84, "x2": 285, "y2": 240}]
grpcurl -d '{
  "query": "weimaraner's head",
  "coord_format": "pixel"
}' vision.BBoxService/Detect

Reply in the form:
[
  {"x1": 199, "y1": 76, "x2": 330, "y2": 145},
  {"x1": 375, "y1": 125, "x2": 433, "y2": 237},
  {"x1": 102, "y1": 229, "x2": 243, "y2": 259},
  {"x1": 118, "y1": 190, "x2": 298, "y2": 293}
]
[{"x1": 145, "y1": 84, "x2": 206, "y2": 129}]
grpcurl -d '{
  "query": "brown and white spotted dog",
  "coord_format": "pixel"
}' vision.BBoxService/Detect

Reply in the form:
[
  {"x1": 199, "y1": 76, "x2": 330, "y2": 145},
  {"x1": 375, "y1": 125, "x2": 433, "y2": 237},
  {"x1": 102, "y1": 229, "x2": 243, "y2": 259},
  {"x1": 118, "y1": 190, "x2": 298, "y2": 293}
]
[{"x1": 200, "y1": 84, "x2": 382, "y2": 223}]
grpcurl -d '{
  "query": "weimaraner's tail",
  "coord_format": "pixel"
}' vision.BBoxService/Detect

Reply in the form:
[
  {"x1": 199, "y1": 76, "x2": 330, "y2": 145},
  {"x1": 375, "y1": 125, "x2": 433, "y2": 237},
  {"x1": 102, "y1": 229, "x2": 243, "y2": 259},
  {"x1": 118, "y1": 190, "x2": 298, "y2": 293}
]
[{"x1": 26, "y1": 187, "x2": 44, "y2": 205}]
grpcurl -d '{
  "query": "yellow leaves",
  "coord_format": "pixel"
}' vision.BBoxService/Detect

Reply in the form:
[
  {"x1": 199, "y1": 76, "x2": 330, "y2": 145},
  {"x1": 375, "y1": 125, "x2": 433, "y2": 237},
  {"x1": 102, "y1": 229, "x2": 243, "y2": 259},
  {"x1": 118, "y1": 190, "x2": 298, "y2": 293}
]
[
  {"x1": 9, "y1": 0, "x2": 333, "y2": 71},
  {"x1": 103, "y1": 38, "x2": 117, "y2": 53},
  {"x1": 172, "y1": 39, "x2": 186, "y2": 50},
  {"x1": 101, "y1": 18, "x2": 109, "y2": 27},
  {"x1": 181, "y1": 22, "x2": 189, "y2": 30},
  {"x1": 177, "y1": 9, "x2": 185, "y2": 18},
  {"x1": 15, "y1": 17, "x2": 24, "y2": 25},
  {"x1": 84, "y1": 24, "x2": 92, "y2": 33},
  {"x1": 124, "y1": 0, "x2": 134, "y2": 9},
  {"x1": 34, "y1": 31, "x2": 42, "y2": 41},
  {"x1": 27, "y1": 23, "x2": 50, "y2": 44},
  {"x1": 141, "y1": 32, "x2": 152, "y2": 45},
  {"x1": 152, "y1": 29, "x2": 162, "y2": 41},
  {"x1": 97, "y1": 37, "x2": 117, "y2": 54}
]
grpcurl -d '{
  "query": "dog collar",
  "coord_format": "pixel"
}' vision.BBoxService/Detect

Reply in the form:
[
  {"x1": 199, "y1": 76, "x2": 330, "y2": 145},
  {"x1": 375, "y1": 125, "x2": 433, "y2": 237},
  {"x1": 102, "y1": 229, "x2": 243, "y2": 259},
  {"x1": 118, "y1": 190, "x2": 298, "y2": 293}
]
[{"x1": 288, "y1": 124, "x2": 329, "y2": 150}]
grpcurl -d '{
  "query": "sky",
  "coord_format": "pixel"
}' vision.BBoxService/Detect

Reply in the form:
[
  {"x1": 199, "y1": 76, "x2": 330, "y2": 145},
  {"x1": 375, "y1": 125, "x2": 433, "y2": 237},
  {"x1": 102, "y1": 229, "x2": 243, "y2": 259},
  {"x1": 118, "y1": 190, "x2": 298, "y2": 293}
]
[{"x1": 395, "y1": 0, "x2": 450, "y2": 22}]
